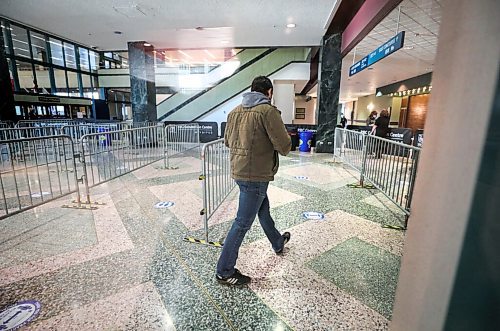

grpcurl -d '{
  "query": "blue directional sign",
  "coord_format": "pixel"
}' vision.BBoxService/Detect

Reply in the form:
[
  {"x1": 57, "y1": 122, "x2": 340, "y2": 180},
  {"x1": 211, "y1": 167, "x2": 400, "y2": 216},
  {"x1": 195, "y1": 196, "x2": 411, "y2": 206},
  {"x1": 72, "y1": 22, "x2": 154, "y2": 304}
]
[{"x1": 349, "y1": 31, "x2": 405, "y2": 76}]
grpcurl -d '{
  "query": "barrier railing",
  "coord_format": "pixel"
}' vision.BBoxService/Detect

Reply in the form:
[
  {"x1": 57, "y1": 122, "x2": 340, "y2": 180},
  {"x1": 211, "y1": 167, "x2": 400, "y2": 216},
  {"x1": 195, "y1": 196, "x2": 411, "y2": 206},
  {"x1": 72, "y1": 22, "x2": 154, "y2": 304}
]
[
  {"x1": 0, "y1": 135, "x2": 80, "y2": 219},
  {"x1": 0, "y1": 121, "x2": 14, "y2": 128},
  {"x1": 0, "y1": 127, "x2": 59, "y2": 140},
  {"x1": 334, "y1": 128, "x2": 421, "y2": 228},
  {"x1": 78, "y1": 126, "x2": 165, "y2": 204},
  {"x1": 189, "y1": 138, "x2": 235, "y2": 246},
  {"x1": 16, "y1": 119, "x2": 79, "y2": 128},
  {"x1": 164, "y1": 123, "x2": 200, "y2": 169}
]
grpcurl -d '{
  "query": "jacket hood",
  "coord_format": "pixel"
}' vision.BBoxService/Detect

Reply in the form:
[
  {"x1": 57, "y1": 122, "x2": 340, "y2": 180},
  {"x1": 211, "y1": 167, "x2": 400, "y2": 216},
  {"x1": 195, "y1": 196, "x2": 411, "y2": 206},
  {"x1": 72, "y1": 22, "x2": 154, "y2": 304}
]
[{"x1": 241, "y1": 91, "x2": 270, "y2": 108}]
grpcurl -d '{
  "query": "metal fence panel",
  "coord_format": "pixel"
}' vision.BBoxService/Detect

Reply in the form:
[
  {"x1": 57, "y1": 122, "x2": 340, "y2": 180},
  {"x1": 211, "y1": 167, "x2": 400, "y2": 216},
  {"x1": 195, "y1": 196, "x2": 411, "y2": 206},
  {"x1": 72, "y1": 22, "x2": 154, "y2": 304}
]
[
  {"x1": 79, "y1": 126, "x2": 165, "y2": 196},
  {"x1": 0, "y1": 135, "x2": 80, "y2": 219},
  {"x1": 334, "y1": 128, "x2": 421, "y2": 218},
  {"x1": 199, "y1": 138, "x2": 235, "y2": 242},
  {"x1": 164, "y1": 123, "x2": 200, "y2": 169}
]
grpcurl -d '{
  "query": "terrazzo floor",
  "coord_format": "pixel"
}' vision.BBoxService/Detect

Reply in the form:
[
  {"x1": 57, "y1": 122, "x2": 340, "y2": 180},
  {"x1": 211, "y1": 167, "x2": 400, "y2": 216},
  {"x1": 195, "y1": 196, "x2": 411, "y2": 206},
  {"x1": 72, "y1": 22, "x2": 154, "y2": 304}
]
[{"x1": 0, "y1": 150, "x2": 407, "y2": 330}]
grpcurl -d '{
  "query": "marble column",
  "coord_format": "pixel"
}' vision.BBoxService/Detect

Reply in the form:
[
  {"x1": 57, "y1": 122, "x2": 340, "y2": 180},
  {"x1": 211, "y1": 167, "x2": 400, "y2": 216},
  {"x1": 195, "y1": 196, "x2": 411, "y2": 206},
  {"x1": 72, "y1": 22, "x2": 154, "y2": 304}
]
[
  {"x1": 315, "y1": 33, "x2": 342, "y2": 153},
  {"x1": 0, "y1": 26, "x2": 16, "y2": 121},
  {"x1": 391, "y1": 0, "x2": 500, "y2": 329},
  {"x1": 127, "y1": 42, "x2": 157, "y2": 122}
]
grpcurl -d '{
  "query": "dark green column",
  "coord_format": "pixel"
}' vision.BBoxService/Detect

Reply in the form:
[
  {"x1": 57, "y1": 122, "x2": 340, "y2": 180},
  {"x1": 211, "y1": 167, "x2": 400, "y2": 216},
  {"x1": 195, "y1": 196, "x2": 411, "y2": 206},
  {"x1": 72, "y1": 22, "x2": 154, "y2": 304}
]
[
  {"x1": 0, "y1": 26, "x2": 16, "y2": 121},
  {"x1": 127, "y1": 42, "x2": 157, "y2": 122},
  {"x1": 315, "y1": 33, "x2": 342, "y2": 153}
]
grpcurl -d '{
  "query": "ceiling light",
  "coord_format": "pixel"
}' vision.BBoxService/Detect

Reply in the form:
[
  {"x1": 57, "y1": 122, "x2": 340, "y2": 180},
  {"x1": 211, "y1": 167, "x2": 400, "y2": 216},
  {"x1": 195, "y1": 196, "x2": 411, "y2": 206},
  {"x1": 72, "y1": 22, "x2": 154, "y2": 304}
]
[
  {"x1": 144, "y1": 42, "x2": 151, "y2": 47},
  {"x1": 286, "y1": 23, "x2": 296, "y2": 28},
  {"x1": 221, "y1": 40, "x2": 229, "y2": 44},
  {"x1": 404, "y1": 46, "x2": 414, "y2": 50},
  {"x1": 114, "y1": 31, "x2": 122, "y2": 35}
]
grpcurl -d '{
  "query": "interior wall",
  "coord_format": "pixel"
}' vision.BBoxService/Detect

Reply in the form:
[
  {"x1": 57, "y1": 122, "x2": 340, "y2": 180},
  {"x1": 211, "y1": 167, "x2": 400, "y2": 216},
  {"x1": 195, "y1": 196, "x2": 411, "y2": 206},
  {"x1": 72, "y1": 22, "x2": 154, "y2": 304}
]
[
  {"x1": 343, "y1": 101, "x2": 355, "y2": 122},
  {"x1": 391, "y1": 97, "x2": 402, "y2": 125},
  {"x1": 406, "y1": 94, "x2": 429, "y2": 132},
  {"x1": 293, "y1": 96, "x2": 317, "y2": 125},
  {"x1": 354, "y1": 94, "x2": 393, "y2": 124},
  {"x1": 273, "y1": 83, "x2": 295, "y2": 124}
]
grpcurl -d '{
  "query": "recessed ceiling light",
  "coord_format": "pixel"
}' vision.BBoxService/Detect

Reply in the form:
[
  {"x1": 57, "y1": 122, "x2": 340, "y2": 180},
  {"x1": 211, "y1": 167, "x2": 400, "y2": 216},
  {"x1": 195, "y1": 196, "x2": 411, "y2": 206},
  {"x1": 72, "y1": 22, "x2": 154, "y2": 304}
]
[
  {"x1": 144, "y1": 42, "x2": 152, "y2": 47},
  {"x1": 114, "y1": 31, "x2": 122, "y2": 35},
  {"x1": 286, "y1": 23, "x2": 296, "y2": 28},
  {"x1": 221, "y1": 40, "x2": 229, "y2": 44},
  {"x1": 404, "y1": 46, "x2": 414, "y2": 50}
]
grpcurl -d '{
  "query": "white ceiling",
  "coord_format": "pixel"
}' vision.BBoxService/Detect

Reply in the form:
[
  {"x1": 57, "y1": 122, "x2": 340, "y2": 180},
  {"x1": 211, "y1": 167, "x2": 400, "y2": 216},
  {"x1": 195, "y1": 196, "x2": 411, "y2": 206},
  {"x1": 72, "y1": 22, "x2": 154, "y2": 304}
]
[
  {"x1": 340, "y1": 0, "x2": 442, "y2": 102},
  {"x1": 0, "y1": 0, "x2": 339, "y2": 50}
]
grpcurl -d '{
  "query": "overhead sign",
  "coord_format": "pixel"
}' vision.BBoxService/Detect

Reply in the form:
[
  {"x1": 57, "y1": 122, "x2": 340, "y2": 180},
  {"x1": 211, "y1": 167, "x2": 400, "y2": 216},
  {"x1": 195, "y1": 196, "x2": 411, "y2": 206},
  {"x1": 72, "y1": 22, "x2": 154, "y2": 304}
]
[{"x1": 349, "y1": 31, "x2": 405, "y2": 76}]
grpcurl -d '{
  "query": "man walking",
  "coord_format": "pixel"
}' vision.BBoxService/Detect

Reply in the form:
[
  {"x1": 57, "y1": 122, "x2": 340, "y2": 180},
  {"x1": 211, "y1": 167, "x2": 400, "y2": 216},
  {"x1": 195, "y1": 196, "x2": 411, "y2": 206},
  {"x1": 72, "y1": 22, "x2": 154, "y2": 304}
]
[{"x1": 216, "y1": 76, "x2": 292, "y2": 286}]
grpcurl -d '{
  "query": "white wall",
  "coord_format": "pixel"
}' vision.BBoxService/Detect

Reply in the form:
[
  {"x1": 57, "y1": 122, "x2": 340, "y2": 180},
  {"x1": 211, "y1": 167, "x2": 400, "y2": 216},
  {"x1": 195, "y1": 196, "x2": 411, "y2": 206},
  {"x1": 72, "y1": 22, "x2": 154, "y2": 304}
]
[
  {"x1": 294, "y1": 96, "x2": 317, "y2": 125},
  {"x1": 198, "y1": 62, "x2": 310, "y2": 130},
  {"x1": 354, "y1": 94, "x2": 393, "y2": 123},
  {"x1": 273, "y1": 83, "x2": 295, "y2": 124}
]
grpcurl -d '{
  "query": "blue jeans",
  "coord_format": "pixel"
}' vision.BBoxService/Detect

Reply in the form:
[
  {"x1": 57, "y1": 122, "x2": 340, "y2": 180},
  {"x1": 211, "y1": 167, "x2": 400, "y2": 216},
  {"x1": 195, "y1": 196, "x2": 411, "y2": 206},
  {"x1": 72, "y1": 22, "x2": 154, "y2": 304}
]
[{"x1": 216, "y1": 180, "x2": 284, "y2": 277}]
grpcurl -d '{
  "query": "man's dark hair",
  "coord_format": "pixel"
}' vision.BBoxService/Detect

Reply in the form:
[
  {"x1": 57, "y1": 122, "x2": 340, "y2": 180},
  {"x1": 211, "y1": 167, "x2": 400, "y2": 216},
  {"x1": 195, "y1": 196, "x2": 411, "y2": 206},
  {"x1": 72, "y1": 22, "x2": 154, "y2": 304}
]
[{"x1": 251, "y1": 76, "x2": 273, "y2": 95}]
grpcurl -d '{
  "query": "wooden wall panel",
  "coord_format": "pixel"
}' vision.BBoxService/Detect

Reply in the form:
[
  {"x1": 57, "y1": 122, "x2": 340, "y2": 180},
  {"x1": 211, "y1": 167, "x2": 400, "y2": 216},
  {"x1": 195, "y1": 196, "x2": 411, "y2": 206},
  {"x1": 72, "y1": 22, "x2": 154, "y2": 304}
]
[{"x1": 406, "y1": 94, "x2": 429, "y2": 132}]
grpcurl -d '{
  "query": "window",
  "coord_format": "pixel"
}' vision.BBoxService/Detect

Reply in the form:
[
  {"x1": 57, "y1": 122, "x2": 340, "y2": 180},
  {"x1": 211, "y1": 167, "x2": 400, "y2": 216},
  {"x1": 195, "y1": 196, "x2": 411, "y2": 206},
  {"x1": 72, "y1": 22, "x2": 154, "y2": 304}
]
[
  {"x1": 78, "y1": 47, "x2": 89, "y2": 71},
  {"x1": 15, "y1": 60, "x2": 35, "y2": 92},
  {"x1": 66, "y1": 71, "x2": 80, "y2": 96},
  {"x1": 30, "y1": 31, "x2": 48, "y2": 63},
  {"x1": 11, "y1": 25, "x2": 31, "y2": 59},
  {"x1": 63, "y1": 42, "x2": 76, "y2": 69},
  {"x1": 53, "y1": 68, "x2": 67, "y2": 96},
  {"x1": 81, "y1": 74, "x2": 92, "y2": 98},
  {"x1": 89, "y1": 50, "x2": 99, "y2": 72},
  {"x1": 34, "y1": 64, "x2": 51, "y2": 93},
  {"x1": 49, "y1": 38, "x2": 64, "y2": 66}
]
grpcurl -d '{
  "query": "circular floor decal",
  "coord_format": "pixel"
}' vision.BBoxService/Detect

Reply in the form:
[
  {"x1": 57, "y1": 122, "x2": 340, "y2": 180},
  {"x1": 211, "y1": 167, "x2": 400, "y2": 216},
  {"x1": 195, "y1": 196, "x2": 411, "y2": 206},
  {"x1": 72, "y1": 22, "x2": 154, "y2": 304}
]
[
  {"x1": 0, "y1": 300, "x2": 41, "y2": 331},
  {"x1": 31, "y1": 192, "x2": 50, "y2": 198},
  {"x1": 154, "y1": 201, "x2": 175, "y2": 209},
  {"x1": 302, "y1": 212, "x2": 325, "y2": 220},
  {"x1": 294, "y1": 176, "x2": 309, "y2": 180}
]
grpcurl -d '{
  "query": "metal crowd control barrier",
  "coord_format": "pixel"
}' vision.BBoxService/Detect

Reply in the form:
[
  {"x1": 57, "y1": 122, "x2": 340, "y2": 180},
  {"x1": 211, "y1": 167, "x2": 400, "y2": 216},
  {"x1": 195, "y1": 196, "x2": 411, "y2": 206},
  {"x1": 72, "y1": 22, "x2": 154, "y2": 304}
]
[
  {"x1": 16, "y1": 119, "x2": 78, "y2": 128},
  {"x1": 185, "y1": 138, "x2": 235, "y2": 247},
  {"x1": 164, "y1": 123, "x2": 200, "y2": 169},
  {"x1": 334, "y1": 128, "x2": 421, "y2": 229},
  {"x1": 0, "y1": 135, "x2": 81, "y2": 219},
  {"x1": 0, "y1": 127, "x2": 59, "y2": 140},
  {"x1": 72, "y1": 126, "x2": 165, "y2": 206}
]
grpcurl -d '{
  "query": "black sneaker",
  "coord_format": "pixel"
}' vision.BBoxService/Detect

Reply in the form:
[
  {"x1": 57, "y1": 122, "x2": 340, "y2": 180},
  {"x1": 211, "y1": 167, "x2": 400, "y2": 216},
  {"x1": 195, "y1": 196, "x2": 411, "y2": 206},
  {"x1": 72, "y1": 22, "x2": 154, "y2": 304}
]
[
  {"x1": 216, "y1": 269, "x2": 251, "y2": 286},
  {"x1": 275, "y1": 232, "x2": 291, "y2": 254}
]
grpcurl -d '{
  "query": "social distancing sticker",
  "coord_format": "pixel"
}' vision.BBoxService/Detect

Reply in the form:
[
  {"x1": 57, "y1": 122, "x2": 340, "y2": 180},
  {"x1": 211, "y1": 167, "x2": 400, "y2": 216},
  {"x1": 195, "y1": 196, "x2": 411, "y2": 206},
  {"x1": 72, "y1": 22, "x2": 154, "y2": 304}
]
[
  {"x1": 302, "y1": 212, "x2": 325, "y2": 220},
  {"x1": 154, "y1": 201, "x2": 175, "y2": 209},
  {"x1": 0, "y1": 300, "x2": 41, "y2": 330}
]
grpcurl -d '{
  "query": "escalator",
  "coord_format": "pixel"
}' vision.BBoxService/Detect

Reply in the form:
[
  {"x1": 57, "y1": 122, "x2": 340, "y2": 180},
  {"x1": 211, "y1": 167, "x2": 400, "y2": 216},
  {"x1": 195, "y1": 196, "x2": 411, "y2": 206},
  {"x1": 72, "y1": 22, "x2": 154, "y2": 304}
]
[{"x1": 157, "y1": 47, "x2": 309, "y2": 122}]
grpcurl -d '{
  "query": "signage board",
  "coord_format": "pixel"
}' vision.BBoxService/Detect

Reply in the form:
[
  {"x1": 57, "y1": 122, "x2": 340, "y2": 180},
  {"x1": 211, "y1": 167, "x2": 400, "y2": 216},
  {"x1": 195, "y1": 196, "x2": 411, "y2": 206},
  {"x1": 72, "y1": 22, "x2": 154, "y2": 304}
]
[{"x1": 349, "y1": 31, "x2": 405, "y2": 76}]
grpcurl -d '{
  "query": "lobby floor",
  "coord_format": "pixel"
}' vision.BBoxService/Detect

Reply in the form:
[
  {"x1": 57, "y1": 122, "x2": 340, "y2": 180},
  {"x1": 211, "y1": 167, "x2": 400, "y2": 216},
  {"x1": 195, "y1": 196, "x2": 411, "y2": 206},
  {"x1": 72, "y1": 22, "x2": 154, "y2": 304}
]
[{"x1": 0, "y1": 151, "x2": 406, "y2": 330}]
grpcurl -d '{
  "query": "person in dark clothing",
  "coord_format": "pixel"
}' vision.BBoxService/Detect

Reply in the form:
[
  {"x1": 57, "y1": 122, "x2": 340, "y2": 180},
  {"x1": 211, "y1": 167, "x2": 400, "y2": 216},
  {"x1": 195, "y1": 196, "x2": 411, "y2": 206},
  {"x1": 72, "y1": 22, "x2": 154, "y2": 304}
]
[
  {"x1": 366, "y1": 110, "x2": 378, "y2": 126},
  {"x1": 340, "y1": 114, "x2": 348, "y2": 128},
  {"x1": 371, "y1": 109, "x2": 390, "y2": 158}
]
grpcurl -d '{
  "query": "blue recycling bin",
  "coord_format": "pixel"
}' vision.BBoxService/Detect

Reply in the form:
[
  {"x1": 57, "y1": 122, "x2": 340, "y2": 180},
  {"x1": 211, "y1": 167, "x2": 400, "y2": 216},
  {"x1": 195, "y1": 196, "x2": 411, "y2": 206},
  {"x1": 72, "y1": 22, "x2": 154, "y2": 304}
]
[
  {"x1": 97, "y1": 127, "x2": 111, "y2": 147},
  {"x1": 299, "y1": 130, "x2": 314, "y2": 152}
]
